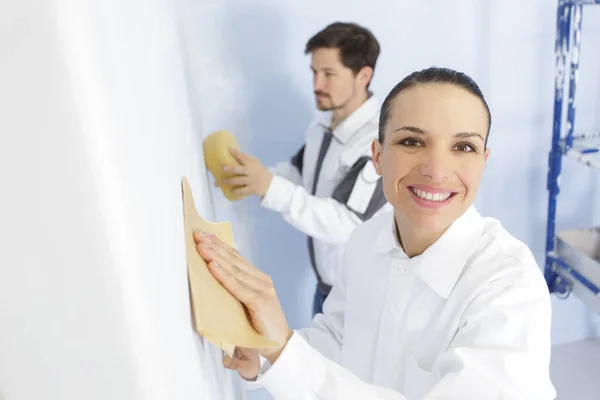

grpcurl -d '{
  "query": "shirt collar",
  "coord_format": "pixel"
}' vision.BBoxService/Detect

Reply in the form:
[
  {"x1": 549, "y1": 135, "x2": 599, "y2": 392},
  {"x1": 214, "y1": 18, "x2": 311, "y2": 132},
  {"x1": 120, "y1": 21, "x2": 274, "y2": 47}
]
[
  {"x1": 373, "y1": 206, "x2": 485, "y2": 299},
  {"x1": 315, "y1": 92, "x2": 380, "y2": 144}
]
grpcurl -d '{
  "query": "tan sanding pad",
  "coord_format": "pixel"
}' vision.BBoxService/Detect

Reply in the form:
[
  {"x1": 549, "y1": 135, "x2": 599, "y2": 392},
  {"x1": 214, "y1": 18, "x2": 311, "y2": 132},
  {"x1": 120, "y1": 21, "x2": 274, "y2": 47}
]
[{"x1": 181, "y1": 176, "x2": 280, "y2": 356}]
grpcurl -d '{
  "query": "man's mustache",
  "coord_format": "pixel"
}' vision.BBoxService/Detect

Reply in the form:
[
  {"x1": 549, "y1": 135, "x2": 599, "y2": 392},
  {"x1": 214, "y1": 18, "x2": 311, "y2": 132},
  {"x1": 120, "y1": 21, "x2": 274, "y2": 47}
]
[{"x1": 315, "y1": 92, "x2": 329, "y2": 98}]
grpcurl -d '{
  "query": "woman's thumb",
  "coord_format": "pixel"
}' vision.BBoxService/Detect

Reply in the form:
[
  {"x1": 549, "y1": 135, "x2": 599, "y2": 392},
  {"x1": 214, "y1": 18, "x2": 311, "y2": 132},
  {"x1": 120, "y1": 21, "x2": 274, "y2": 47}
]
[{"x1": 222, "y1": 354, "x2": 233, "y2": 368}]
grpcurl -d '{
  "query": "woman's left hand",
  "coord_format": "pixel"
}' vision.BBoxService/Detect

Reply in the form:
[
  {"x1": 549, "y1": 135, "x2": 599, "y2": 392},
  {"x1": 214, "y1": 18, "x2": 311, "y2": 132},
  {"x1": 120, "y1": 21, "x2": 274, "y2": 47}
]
[{"x1": 193, "y1": 231, "x2": 293, "y2": 364}]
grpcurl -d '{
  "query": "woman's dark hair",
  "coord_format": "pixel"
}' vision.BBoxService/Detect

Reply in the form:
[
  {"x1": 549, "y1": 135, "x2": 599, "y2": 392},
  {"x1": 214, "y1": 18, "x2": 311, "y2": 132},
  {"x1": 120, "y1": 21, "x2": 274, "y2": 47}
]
[
  {"x1": 305, "y1": 22, "x2": 380, "y2": 88},
  {"x1": 378, "y1": 67, "x2": 492, "y2": 147}
]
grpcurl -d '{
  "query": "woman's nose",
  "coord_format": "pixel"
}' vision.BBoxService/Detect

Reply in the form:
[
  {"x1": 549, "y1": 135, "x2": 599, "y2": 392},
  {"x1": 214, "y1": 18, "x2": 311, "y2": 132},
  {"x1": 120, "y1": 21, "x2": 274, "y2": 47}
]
[{"x1": 418, "y1": 150, "x2": 451, "y2": 182}]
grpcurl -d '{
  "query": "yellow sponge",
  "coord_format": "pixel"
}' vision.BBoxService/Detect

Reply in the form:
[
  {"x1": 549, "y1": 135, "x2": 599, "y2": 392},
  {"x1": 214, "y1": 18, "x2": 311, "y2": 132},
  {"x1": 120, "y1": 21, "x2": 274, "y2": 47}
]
[{"x1": 203, "y1": 130, "x2": 247, "y2": 201}]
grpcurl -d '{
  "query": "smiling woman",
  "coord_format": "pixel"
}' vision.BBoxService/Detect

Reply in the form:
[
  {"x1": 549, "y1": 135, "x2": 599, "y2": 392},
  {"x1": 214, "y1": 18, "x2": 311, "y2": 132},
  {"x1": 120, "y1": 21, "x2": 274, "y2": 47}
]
[
  {"x1": 371, "y1": 67, "x2": 491, "y2": 257},
  {"x1": 195, "y1": 67, "x2": 557, "y2": 400}
]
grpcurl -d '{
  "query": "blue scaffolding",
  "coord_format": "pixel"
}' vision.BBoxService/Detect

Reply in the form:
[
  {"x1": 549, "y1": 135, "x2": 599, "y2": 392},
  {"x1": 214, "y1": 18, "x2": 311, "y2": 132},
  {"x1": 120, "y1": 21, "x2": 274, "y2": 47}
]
[{"x1": 545, "y1": 0, "x2": 600, "y2": 314}]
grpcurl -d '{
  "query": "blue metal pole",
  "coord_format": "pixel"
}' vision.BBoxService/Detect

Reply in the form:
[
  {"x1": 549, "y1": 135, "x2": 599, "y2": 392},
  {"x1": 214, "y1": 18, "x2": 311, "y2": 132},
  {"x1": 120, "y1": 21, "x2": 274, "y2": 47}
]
[
  {"x1": 545, "y1": 0, "x2": 571, "y2": 291},
  {"x1": 565, "y1": 4, "x2": 583, "y2": 148}
]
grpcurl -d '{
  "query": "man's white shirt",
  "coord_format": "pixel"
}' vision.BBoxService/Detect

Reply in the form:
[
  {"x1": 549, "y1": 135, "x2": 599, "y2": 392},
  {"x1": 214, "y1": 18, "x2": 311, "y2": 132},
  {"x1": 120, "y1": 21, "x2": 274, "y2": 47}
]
[{"x1": 261, "y1": 95, "x2": 391, "y2": 287}]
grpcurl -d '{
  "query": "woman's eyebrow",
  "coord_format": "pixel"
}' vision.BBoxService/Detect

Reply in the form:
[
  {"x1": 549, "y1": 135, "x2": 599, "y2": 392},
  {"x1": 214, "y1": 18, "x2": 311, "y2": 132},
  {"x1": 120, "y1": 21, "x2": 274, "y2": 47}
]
[
  {"x1": 394, "y1": 126, "x2": 426, "y2": 134},
  {"x1": 454, "y1": 132, "x2": 485, "y2": 142}
]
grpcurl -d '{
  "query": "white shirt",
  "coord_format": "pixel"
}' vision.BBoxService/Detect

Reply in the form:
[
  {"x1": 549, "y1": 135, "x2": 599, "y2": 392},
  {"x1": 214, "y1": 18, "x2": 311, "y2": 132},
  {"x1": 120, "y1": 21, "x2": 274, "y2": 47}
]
[
  {"x1": 261, "y1": 95, "x2": 392, "y2": 287},
  {"x1": 257, "y1": 206, "x2": 557, "y2": 399}
]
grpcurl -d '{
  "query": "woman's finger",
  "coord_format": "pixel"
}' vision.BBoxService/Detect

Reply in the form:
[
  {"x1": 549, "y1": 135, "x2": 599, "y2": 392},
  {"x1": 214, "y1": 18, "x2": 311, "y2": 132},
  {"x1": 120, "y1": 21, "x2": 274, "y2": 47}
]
[
  {"x1": 194, "y1": 232, "x2": 269, "y2": 281},
  {"x1": 197, "y1": 243, "x2": 270, "y2": 292},
  {"x1": 194, "y1": 233, "x2": 244, "y2": 266},
  {"x1": 222, "y1": 354, "x2": 233, "y2": 368},
  {"x1": 207, "y1": 260, "x2": 260, "y2": 306},
  {"x1": 193, "y1": 235, "x2": 274, "y2": 304}
]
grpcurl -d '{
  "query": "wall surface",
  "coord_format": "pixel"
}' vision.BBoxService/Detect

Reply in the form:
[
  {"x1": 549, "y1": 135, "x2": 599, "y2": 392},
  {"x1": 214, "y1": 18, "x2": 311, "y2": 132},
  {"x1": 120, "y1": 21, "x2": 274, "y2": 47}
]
[{"x1": 0, "y1": 0, "x2": 244, "y2": 399}]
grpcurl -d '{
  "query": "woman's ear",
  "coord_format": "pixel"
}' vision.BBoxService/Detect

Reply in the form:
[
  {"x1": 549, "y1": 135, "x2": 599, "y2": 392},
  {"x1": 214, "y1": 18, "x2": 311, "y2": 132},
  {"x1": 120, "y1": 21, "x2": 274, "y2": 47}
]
[
  {"x1": 371, "y1": 139, "x2": 383, "y2": 176},
  {"x1": 484, "y1": 147, "x2": 490, "y2": 162}
]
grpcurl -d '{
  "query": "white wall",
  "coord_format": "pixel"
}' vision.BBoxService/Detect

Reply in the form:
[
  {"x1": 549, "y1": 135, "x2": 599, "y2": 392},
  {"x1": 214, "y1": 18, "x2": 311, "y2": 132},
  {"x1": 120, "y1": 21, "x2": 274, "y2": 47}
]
[
  {"x1": 0, "y1": 0, "x2": 244, "y2": 399},
  {"x1": 185, "y1": 2, "x2": 600, "y2": 398}
]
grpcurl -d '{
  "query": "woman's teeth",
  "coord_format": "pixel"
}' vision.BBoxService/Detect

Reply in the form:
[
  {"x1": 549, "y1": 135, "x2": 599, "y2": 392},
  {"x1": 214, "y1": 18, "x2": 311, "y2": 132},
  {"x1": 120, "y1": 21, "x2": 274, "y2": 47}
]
[{"x1": 411, "y1": 187, "x2": 452, "y2": 202}]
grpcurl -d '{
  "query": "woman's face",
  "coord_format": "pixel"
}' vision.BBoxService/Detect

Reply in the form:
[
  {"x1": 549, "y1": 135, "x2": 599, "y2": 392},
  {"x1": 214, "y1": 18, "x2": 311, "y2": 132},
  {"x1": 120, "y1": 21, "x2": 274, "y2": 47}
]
[{"x1": 372, "y1": 83, "x2": 490, "y2": 234}]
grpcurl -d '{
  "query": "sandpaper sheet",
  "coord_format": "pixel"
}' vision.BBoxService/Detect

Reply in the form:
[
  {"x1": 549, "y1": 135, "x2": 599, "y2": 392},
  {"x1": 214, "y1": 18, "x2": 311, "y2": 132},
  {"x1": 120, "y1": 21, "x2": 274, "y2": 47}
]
[{"x1": 181, "y1": 177, "x2": 280, "y2": 356}]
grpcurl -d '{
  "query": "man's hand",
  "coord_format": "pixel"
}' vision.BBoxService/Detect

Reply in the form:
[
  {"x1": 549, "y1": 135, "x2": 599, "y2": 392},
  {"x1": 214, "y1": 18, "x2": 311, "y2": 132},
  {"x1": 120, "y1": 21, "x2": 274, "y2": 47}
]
[
  {"x1": 218, "y1": 148, "x2": 273, "y2": 198},
  {"x1": 193, "y1": 231, "x2": 293, "y2": 367}
]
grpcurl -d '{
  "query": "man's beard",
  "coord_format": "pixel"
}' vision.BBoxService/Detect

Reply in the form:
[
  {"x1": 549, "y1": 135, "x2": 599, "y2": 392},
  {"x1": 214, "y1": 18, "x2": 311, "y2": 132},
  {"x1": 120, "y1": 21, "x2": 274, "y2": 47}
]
[
  {"x1": 315, "y1": 83, "x2": 358, "y2": 111},
  {"x1": 315, "y1": 92, "x2": 351, "y2": 111}
]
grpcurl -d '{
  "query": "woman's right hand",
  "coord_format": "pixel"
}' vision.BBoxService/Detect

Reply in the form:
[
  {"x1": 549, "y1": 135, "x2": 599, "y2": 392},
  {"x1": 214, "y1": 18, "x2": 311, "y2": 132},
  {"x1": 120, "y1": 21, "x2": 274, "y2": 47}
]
[{"x1": 193, "y1": 231, "x2": 294, "y2": 368}]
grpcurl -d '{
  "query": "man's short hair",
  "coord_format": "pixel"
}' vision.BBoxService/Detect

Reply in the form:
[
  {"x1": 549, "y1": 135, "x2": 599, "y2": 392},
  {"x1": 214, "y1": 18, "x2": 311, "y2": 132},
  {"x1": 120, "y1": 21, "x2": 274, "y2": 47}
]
[{"x1": 305, "y1": 22, "x2": 380, "y2": 84}]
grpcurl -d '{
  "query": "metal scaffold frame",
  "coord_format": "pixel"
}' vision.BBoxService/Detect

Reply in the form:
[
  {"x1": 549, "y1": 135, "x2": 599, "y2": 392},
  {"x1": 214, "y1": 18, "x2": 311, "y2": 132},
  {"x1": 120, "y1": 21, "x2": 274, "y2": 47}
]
[{"x1": 544, "y1": 0, "x2": 600, "y2": 314}]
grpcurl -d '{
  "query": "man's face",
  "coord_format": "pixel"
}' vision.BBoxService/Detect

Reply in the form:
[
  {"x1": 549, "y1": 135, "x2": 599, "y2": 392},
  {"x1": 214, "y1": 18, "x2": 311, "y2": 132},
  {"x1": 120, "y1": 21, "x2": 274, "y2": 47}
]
[{"x1": 310, "y1": 47, "x2": 360, "y2": 111}]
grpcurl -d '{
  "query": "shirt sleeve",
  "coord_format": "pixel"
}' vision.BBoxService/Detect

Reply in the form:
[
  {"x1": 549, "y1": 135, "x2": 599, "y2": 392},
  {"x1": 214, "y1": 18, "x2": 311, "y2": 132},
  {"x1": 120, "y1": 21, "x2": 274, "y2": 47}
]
[
  {"x1": 259, "y1": 332, "x2": 407, "y2": 400},
  {"x1": 257, "y1": 265, "x2": 556, "y2": 400},
  {"x1": 261, "y1": 158, "x2": 388, "y2": 244}
]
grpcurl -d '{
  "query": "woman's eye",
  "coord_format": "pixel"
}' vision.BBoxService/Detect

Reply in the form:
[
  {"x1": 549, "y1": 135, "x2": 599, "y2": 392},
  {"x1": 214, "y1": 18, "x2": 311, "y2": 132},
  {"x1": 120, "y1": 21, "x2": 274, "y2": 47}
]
[
  {"x1": 454, "y1": 142, "x2": 476, "y2": 152},
  {"x1": 399, "y1": 138, "x2": 422, "y2": 147}
]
